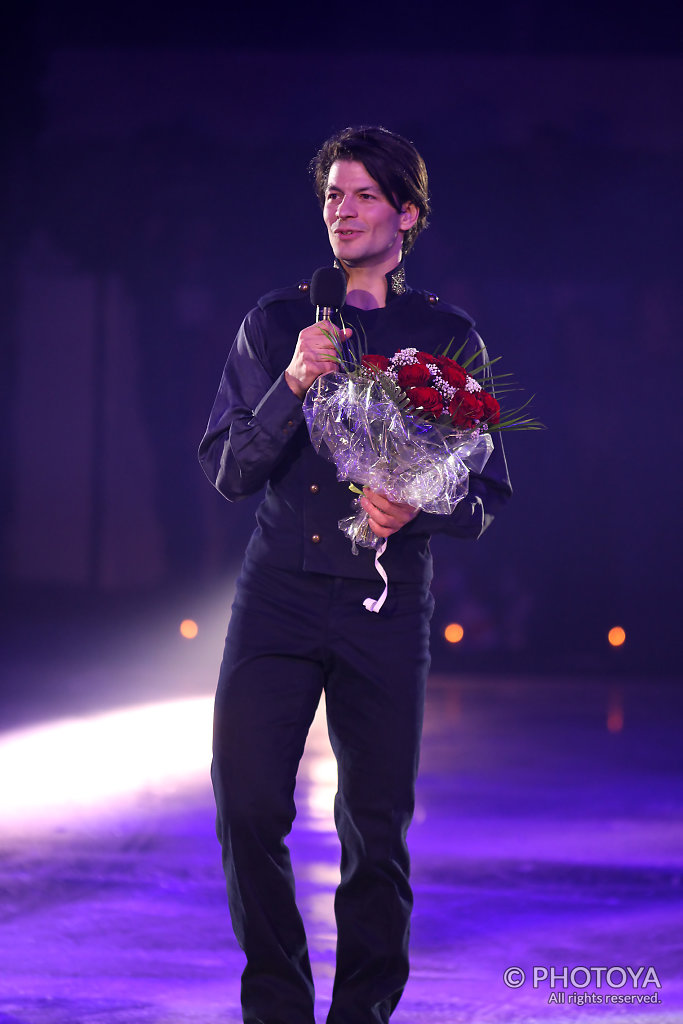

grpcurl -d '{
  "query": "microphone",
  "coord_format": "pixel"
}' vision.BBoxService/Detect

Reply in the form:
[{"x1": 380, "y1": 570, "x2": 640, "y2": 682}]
[{"x1": 310, "y1": 266, "x2": 346, "y2": 322}]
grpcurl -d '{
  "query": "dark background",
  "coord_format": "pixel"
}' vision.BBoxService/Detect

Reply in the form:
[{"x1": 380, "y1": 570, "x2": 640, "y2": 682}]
[{"x1": 1, "y1": 0, "x2": 681, "y2": 681}]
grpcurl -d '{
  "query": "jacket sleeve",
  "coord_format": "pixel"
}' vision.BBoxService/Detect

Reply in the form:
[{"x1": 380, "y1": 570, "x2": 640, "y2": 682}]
[
  {"x1": 198, "y1": 307, "x2": 304, "y2": 501},
  {"x1": 400, "y1": 327, "x2": 513, "y2": 541}
]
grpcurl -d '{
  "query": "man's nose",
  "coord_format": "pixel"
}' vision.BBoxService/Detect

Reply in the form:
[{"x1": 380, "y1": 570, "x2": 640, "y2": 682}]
[{"x1": 337, "y1": 194, "x2": 357, "y2": 218}]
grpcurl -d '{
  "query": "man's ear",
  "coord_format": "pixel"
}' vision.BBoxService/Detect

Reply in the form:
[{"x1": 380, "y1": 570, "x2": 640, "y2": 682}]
[{"x1": 400, "y1": 202, "x2": 419, "y2": 232}]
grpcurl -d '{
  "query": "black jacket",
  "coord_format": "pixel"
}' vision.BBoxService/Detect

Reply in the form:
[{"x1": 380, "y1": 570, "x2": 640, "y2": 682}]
[{"x1": 199, "y1": 268, "x2": 512, "y2": 585}]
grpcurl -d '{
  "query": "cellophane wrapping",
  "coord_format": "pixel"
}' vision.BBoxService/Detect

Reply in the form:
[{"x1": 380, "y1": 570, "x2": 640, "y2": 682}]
[{"x1": 303, "y1": 372, "x2": 493, "y2": 553}]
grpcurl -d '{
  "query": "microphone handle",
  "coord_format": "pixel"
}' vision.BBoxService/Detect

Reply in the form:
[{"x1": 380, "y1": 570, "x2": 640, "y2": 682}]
[{"x1": 316, "y1": 305, "x2": 334, "y2": 322}]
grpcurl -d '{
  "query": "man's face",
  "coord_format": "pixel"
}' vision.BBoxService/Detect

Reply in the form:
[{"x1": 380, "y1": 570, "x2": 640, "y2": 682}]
[{"x1": 323, "y1": 159, "x2": 417, "y2": 270}]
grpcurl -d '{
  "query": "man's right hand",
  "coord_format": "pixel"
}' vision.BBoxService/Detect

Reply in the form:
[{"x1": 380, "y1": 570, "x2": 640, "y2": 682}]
[{"x1": 285, "y1": 322, "x2": 353, "y2": 398}]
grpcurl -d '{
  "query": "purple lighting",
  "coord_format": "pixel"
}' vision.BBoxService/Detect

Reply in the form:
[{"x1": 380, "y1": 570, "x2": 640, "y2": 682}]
[{"x1": 0, "y1": 675, "x2": 681, "y2": 1022}]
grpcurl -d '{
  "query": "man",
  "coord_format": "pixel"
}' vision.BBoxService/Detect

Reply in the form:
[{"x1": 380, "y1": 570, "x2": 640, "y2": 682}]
[{"x1": 199, "y1": 125, "x2": 512, "y2": 1024}]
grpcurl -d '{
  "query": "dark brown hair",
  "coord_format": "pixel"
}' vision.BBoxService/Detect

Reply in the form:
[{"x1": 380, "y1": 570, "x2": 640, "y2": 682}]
[{"x1": 310, "y1": 125, "x2": 430, "y2": 255}]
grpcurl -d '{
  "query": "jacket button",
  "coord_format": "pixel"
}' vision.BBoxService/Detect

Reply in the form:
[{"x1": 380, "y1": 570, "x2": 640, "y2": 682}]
[
  {"x1": 309, "y1": 483, "x2": 319, "y2": 494},
  {"x1": 298, "y1": 281, "x2": 310, "y2": 292},
  {"x1": 311, "y1": 534, "x2": 321, "y2": 544}
]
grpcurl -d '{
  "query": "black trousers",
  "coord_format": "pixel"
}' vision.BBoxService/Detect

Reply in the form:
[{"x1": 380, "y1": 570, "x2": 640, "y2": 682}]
[{"x1": 211, "y1": 557, "x2": 434, "y2": 1024}]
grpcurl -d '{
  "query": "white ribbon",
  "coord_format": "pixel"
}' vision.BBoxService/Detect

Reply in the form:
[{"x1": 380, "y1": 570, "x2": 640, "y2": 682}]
[{"x1": 363, "y1": 539, "x2": 389, "y2": 614}]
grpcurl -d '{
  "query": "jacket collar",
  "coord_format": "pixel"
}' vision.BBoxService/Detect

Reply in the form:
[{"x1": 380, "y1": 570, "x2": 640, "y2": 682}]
[{"x1": 332, "y1": 256, "x2": 408, "y2": 305}]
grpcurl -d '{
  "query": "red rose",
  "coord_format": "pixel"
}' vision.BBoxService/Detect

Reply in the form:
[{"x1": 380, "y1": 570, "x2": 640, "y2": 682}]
[
  {"x1": 449, "y1": 390, "x2": 484, "y2": 428},
  {"x1": 433, "y1": 356, "x2": 467, "y2": 388},
  {"x1": 362, "y1": 353, "x2": 391, "y2": 372},
  {"x1": 397, "y1": 362, "x2": 431, "y2": 388},
  {"x1": 414, "y1": 350, "x2": 438, "y2": 365},
  {"x1": 479, "y1": 390, "x2": 500, "y2": 424},
  {"x1": 405, "y1": 386, "x2": 444, "y2": 419}
]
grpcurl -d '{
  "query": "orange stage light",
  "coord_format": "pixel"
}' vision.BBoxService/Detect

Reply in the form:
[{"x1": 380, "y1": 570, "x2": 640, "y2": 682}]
[
  {"x1": 444, "y1": 623, "x2": 464, "y2": 644},
  {"x1": 179, "y1": 619, "x2": 199, "y2": 640},
  {"x1": 607, "y1": 626, "x2": 626, "y2": 648}
]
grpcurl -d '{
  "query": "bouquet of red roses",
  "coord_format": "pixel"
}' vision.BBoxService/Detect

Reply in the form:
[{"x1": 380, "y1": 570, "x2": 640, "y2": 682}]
[
  {"x1": 361, "y1": 346, "x2": 502, "y2": 429},
  {"x1": 303, "y1": 342, "x2": 523, "y2": 557}
]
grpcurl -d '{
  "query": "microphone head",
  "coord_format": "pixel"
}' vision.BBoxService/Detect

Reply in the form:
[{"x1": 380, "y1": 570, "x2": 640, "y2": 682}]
[{"x1": 310, "y1": 266, "x2": 346, "y2": 312}]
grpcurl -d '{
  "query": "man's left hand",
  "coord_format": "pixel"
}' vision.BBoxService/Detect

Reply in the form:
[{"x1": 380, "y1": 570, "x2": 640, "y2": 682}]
[{"x1": 360, "y1": 488, "x2": 419, "y2": 539}]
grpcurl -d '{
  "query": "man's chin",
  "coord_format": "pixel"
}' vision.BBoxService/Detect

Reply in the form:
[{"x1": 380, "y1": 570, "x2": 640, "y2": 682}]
[{"x1": 332, "y1": 247, "x2": 368, "y2": 269}]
